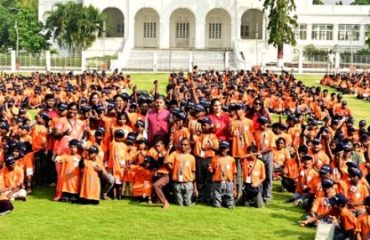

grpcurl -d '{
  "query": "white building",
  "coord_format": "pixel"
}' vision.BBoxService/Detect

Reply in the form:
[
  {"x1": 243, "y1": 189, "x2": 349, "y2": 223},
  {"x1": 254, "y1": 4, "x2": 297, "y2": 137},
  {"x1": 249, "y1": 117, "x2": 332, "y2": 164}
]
[{"x1": 38, "y1": 0, "x2": 370, "y2": 71}]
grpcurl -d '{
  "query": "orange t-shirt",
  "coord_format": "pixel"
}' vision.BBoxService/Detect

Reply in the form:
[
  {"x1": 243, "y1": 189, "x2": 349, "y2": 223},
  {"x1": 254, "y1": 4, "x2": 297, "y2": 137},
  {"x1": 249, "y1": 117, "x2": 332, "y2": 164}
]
[
  {"x1": 2, "y1": 166, "x2": 24, "y2": 188},
  {"x1": 167, "y1": 151, "x2": 196, "y2": 182},
  {"x1": 254, "y1": 129, "x2": 276, "y2": 152},
  {"x1": 193, "y1": 133, "x2": 219, "y2": 158},
  {"x1": 210, "y1": 155, "x2": 237, "y2": 182},
  {"x1": 283, "y1": 158, "x2": 300, "y2": 179},
  {"x1": 356, "y1": 213, "x2": 370, "y2": 240},
  {"x1": 311, "y1": 196, "x2": 332, "y2": 216},
  {"x1": 229, "y1": 118, "x2": 255, "y2": 157},
  {"x1": 241, "y1": 159, "x2": 266, "y2": 184}
]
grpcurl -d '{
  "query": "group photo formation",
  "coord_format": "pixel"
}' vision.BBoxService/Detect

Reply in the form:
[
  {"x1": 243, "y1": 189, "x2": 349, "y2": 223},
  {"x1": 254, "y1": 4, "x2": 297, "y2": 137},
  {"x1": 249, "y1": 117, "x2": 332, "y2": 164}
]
[{"x1": 1, "y1": 0, "x2": 370, "y2": 240}]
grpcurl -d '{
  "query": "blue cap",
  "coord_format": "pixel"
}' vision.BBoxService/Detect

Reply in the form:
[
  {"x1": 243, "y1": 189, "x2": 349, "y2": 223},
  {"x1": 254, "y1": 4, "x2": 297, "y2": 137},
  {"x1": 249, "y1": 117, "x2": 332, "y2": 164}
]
[
  {"x1": 57, "y1": 103, "x2": 68, "y2": 111},
  {"x1": 322, "y1": 179, "x2": 334, "y2": 189},
  {"x1": 319, "y1": 165, "x2": 332, "y2": 176},
  {"x1": 126, "y1": 132, "x2": 137, "y2": 143},
  {"x1": 40, "y1": 112, "x2": 51, "y2": 121},
  {"x1": 219, "y1": 141, "x2": 230, "y2": 149},
  {"x1": 257, "y1": 116, "x2": 269, "y2": 124},
  {"x1": 69, "y1": 139, "x2": 80, "y2": 147},
  {"x1": 114, "y1": 129, "x2": 125, "y2": 138},
  {"x1": 88, "y1": 145, "x2": 99, "y2": 154},
  {"x1": 135, "y1": 119, "x2": 145, "y2": 127},
  {"x1": 348, "y1": 167, "x2": 363, "y2": 178},
  {"x1": 194, "y1": 104, "x2": 205, "y2": 112},
  {"x1": 329, "y1": 193, "x2": 348, "y2": 206},
  {"x1": 95, "y1": 127, "x2": 106, "y2": 136},
  {"x1": 198, "y1": 117, "x2": 212, "y2": 125}
]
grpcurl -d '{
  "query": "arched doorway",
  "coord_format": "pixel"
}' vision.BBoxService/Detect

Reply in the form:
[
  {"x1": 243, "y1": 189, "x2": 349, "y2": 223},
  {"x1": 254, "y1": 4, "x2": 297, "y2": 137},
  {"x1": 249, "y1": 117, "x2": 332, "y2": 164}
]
[
  {"x1": 169, "y1": 8, "x2": 195, "y2": 48},
  {"x1": 240, "y1": 9, "x2": 263, "y2": 40},
  {"x1": 205, "y1": 9, "x2": 231, "y2": 49},
  {"x1": 135, "y1": 8, "x2": 160, "y2": 48},
  {"x1": 102, "y1": 8, "x2": 124, "y2": 37}
]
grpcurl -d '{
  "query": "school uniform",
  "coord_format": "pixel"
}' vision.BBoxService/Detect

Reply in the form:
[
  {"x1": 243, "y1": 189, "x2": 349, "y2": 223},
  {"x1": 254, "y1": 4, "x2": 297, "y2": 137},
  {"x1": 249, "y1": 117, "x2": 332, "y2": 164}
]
[
  {"x1": 241, "y1": 158, "x2": 266, "y2": 208},
  {"x1": 168, "y1": 151, "x2": 196, "y2": 206},
  {"x1": 210, "y1": 155, "x2": 236, "y2": 208}
]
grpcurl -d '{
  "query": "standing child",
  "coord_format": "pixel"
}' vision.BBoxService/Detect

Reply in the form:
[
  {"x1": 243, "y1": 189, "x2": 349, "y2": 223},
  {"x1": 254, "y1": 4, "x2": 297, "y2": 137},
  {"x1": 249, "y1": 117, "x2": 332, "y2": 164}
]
[
  {"x1": 79, "y1": 146, "x2": 102, "y2": 204},
  {"x1": 209, "y1": 141, "x2": 237, "y2": 208}
]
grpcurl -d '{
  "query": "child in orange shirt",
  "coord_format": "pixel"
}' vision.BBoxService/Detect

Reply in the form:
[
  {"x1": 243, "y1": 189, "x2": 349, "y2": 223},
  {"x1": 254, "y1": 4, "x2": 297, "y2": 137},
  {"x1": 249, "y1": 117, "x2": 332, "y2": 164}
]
[{"x1": 209, "y1": 141, "x2": 237, "y2": 208}]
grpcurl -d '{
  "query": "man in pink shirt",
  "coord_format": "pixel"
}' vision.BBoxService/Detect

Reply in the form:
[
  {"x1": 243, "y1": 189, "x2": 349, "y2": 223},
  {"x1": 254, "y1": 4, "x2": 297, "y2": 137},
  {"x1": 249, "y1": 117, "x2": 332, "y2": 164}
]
[{"x1": 146, "y1": 95, "x2": 171, "y2": 146}]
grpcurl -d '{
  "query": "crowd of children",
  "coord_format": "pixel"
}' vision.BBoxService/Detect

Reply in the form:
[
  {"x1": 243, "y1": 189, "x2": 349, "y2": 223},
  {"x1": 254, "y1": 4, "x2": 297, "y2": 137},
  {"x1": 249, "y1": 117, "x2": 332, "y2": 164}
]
[
  {"x1": 321, "y1": 73, "x2": 370, "y2": 100},
  {"x1": 0, "y1": 68, "x2": 369, "y2": 239}
]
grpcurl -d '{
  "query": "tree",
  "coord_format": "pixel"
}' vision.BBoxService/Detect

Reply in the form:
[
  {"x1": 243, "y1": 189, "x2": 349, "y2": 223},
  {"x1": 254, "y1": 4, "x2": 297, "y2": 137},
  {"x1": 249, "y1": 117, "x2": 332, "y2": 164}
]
[
  {"x1": 313, "y1": 0, "x2": 324, "y2": 4},
  {"x1": 8, "y1": 7, "x2": 50, "y2": 54},
  {"x1": 262, "y1": 0, "x2": 298, "y2": 66},
  {"x1": 45, "y1": 2, "x2": 104, "y2": 56},
  {"x1": 351, "y1": 0, "x2": 370, "y2": 4}
]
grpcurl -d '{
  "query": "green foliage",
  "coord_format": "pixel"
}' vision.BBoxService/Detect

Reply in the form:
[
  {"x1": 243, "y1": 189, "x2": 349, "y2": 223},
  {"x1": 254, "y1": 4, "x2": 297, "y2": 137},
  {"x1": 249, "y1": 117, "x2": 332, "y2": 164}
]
[
  {"x1": 303, "y1": 44, "x2": 328, "y2": 58},
  {"x1": 45, "y1": 2, "x2": 104, "y2": 56},
  {"x1": 312, "y1": 0, "x2": 324, "y2": 4},
  {"x1": 351, "y1": 0, "x2": 370, "y2": 5},
  {"x1": 262, "y1": 0, "x2": 297, "y2": 59},
  {"x1": 0, "y1": 1, "x2": 48, "y2": 53},
  {"x1": 8, "y1": 7, "x2": 50, "y2": 54}
]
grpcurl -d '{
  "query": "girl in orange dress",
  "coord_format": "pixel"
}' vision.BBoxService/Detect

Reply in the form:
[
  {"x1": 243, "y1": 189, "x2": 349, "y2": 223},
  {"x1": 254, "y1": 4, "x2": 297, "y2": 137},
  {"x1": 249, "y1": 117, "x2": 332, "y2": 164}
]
[
  {"x1": 108, "y1": 129, "x2": 129, "y2": 200},
  {"x1": 55, "y1": 139, "x2": 82, "y2": 202},
  {"x1": 79, "y1": 145, "x2": 101, "y2": 204}
]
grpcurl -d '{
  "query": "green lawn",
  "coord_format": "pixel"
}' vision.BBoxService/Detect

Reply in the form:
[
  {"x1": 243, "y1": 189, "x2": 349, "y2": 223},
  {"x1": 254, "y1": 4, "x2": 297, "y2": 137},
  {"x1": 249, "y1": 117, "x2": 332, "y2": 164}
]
[{"x1": 1, "y1": 73, "x2": 369, "y2": 240}]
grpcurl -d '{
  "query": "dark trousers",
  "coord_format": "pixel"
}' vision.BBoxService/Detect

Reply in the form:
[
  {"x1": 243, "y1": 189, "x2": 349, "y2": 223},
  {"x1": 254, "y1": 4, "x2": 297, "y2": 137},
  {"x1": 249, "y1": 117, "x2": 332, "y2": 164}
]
[
  {"x1": 45, "y1": 151, "x2": 57, "y2": 184},
  {"x1": 0, "y1": 200, "x2": 13, "y2": 216},
  {"x1": 261, "y1": 152, "x2": 273, "y2": 202},
  {"x1": 242, "y1": 185, "x2": 264, "y2": 208},
  {"x1": 196, "y1": 157, "x2": 211, "y2": 202},
  {"x1": 153, "y1": 174, "x2": 170, "y2": 204},
  {"x1": 33, "y1": 150, "x2": 47, "y2": 187},
  {"x1": 281, "y1": 177, "x2": 296, "y2": 193}
]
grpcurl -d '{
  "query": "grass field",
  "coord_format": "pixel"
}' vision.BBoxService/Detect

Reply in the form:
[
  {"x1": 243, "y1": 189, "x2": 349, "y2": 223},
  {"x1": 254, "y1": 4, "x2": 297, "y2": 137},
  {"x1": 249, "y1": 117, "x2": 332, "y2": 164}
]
[{"x1": 0, "y1": 73, "x2": 369, "y2": 240}]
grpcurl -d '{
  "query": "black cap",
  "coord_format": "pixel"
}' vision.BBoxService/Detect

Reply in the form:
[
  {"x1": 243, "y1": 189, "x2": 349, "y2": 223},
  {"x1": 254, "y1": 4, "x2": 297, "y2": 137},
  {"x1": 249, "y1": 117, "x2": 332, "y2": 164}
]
[
  {"x1": 88, "y1": 145, "x2": 99, "y2": 154},
  {"x1": 194, "y1": 104, "x2": 206, "y2": 112},
  {"x1": 301, "y1": 155, "x2": 313, "y2": 162}
]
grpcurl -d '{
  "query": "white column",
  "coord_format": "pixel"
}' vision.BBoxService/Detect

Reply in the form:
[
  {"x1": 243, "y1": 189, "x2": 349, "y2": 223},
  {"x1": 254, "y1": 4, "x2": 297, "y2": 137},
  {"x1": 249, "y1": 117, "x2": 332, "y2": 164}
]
[
  {"x1": 360, "y1": 24, "x2": 366, "y2": 45},
  {"x1": 153, "y1": 52, "x2": 158, "y2": 72},
  {"x1": 45, "y1": 50, "x2": 51, "y2": 72},
  {"x1": 335, "y1": 51, "x2": 340, "y2": 73},
  {"x1": 10, "y1": 50, "x2": 16, "y2": 72},
  {"x1": 195, "y1": 20, "x2": 205, "y2": 49},
  {"x1": 298, "y1": 49, "x2": 303, "y2": 74},
  {"x1": 81, "y1": 51, "x2": 87, "y2": 71},
  {"x1": 188, "y1": 52, "x2": 193, "y2": 73},
  {"x1": 225, "y1": 51, "x2": 229, "y2": 69},
  {"x1": 160, "y1": 20, "x2": 170, "y2": 49}
]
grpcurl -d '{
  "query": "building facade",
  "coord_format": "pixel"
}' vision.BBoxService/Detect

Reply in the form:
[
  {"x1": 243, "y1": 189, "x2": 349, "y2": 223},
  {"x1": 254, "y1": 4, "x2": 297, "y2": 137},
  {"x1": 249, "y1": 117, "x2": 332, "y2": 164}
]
[{"x1": 38, "y1": 0, "x2": 370, "y2": 70}]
